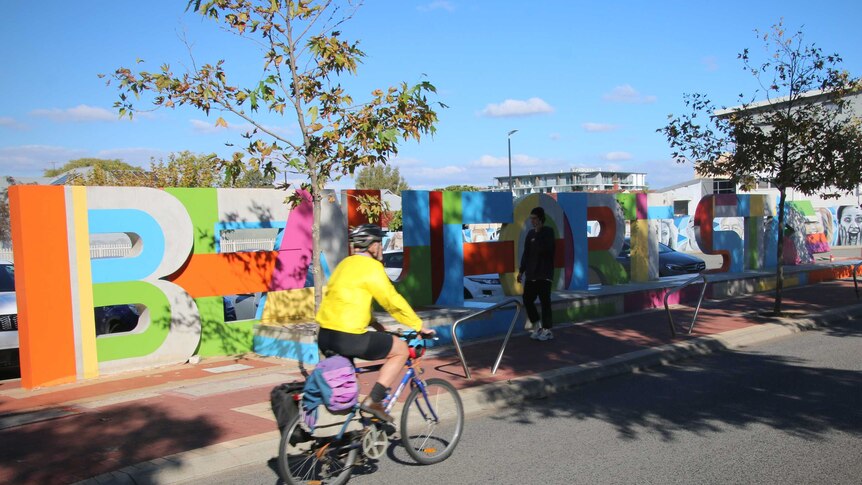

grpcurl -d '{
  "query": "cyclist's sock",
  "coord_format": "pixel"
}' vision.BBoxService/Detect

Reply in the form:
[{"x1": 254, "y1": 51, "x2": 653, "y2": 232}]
[{"x1": 370, "y1": 382, "x2": 388, "y2": 403}]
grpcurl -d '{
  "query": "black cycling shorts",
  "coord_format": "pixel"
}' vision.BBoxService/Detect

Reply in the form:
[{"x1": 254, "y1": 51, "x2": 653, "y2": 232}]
[{"x1": 317, "y1": 327, "x2": 393, "y2": 361}]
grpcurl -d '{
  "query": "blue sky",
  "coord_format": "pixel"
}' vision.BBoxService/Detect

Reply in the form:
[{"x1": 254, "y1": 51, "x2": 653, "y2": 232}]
[{"x1": 2, "y1": 1, "x2": 860, "y2": 190}]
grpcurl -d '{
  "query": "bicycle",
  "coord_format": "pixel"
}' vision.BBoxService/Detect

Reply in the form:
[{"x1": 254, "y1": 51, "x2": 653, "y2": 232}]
[{"x1": 277, "y1": 330, "x2": 464, "y2": 485}]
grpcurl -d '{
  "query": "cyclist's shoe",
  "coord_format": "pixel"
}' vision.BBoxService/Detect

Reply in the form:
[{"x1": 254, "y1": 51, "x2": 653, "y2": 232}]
[
  {"x1": 360, "y1": 398, "x2": 394, "y2": 423},
  {"x1": 536, "y1": 328, "x2": 554, "y2": 341}
]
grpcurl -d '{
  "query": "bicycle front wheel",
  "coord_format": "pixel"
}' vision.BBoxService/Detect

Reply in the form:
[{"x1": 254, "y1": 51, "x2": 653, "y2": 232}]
[
  {"x1": 277, "y1": 413, "x2": 358, "y2": 485},
  {"x1": 400, "y1": 377, "x2": 464, "y2": 464}
]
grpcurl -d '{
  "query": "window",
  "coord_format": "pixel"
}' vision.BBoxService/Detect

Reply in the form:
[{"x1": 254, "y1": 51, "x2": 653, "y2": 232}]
[
  {"x1": 674, "y1": 200, "x2": 689, "y2": 216},
  {"x1": 713, "y1": 179, "x2": 735, "y2": 194}
]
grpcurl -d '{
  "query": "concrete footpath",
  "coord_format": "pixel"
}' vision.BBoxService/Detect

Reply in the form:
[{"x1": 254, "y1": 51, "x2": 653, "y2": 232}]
[{"x1": 2, "y1": 278, "x2": 862, "y2": 484}]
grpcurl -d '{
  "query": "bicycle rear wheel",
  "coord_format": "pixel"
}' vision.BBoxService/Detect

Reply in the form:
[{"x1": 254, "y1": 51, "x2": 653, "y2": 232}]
[
  {"x1": 277, "y1": 413, "x2": 358, "y2": 485},
  {"x1": 400, "y1": 378, "x2": 464, "y2": 464}
]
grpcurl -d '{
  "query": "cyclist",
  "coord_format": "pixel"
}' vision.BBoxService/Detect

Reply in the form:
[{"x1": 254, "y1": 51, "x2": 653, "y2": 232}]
[{"x1": 316, "y1": 223, "x2": 436, "y2": 422}]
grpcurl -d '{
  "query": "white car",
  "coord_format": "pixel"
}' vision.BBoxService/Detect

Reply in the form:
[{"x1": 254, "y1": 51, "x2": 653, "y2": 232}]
[
  {"x1": 382, "y1": 251, "x2": 503, "y2": 300},
  {"x1": 0, "y1": 260, "x2": 18, "y2": 368}
]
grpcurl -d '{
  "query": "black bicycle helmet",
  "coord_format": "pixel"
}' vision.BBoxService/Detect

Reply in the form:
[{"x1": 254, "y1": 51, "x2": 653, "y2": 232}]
[{"x1": 350, "y1": 223, "x2": 385, "y2": 249}]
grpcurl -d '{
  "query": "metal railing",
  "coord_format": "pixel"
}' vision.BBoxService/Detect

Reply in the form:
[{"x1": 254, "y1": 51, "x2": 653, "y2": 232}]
[
  {"x1": 853, "y1": 261, "x2": 862, "y2": 300},
  {"x1": 663, "y1": 273, "x2": 710, "y2": 337},
  {"x1": 450, "y1": 298, "x2": 523, "y2": 380}
]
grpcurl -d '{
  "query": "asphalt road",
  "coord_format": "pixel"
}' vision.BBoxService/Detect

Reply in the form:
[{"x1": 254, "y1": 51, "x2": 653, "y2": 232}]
[{"x1": 182, "y1": 315, "x2": 862, "y2": 485}]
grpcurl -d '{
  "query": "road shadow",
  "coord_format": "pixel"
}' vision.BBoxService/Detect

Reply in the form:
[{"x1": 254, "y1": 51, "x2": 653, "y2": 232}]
[
  {"x1": 0, "y1": 402, "x2": 222, "y2": 483},
  {"x1": 483, "y1": 316, "x2": 862, "y2": 443}
]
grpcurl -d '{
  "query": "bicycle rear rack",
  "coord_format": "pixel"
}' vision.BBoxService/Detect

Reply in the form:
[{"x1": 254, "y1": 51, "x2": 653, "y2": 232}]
[
  {"x1": 450, "y1": 297, "x2": 523, "y2": 380},
  {"x1": 663, "y1": 273, "x2": 710, "y2": 337}
]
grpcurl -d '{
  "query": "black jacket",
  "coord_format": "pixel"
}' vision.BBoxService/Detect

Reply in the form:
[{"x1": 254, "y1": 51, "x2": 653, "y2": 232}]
[{"x1": 519, "y1": 225, "x2": 555, "y2": 281}]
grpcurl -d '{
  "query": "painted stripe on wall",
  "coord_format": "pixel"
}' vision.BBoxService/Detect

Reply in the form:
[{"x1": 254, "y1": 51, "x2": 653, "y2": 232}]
[
  {"x1": 70, "y1": 187, "x2": 98, "y2": 379},
  {"x1": 9, "y1": 185, "x2": 78, "y2": 388}
]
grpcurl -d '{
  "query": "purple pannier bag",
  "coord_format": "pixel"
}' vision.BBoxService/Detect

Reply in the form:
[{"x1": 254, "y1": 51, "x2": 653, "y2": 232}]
[{"x1": 318, "y1": 355, "x2": 359, "y2": 412}]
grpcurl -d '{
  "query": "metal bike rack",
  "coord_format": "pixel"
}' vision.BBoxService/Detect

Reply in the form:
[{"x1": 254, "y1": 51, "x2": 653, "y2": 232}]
[
  {"x1": 663, "y1": 273, "x2": 710, "y2": 337},
  {"x1": 450, "y1": 298, "x2": 523, "y2": 380},
  {"x1": 853, "y1": 261, "x2": 862, "y2": 300}
]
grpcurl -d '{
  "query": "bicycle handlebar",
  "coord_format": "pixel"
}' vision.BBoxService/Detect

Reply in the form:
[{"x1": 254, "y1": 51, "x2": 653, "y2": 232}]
[{"x1": 386, "y1": 329, "x2": 439, "y2": 342}]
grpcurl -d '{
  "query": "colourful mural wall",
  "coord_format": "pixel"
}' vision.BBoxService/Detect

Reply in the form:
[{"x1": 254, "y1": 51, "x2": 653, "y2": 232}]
[
  {"x1": 12, "y1": 184, "x2": 839, "y2": 389},
  {"x1": 9, "y1": 185, "x2": 346, "y2": 388}
]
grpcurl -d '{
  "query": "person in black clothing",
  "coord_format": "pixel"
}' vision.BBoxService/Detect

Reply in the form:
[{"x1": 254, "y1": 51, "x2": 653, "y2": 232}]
[{"x1": 517, "y1": 207, "x2": 556, "y2": 341}]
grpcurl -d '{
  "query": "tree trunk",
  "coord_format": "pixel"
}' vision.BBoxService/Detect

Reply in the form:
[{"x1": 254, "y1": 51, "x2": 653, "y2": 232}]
[
  {"x1": 773, "y1": 187, "x2": 787, "y2": 315},
  {"x1": 311, "y1": 173, "x2": 323, "y2": 312}
]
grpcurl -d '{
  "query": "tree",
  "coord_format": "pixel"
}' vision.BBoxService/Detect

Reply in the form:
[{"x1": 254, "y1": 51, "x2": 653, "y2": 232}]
[
  {"x1": 387, "y1": 210, "x2": 402, "y2": 231},
  {"x1": 109, "y1": 0, "x2": 442, "y2": 309},
  {"x1": 355, "y1": 165, "x2": 409, "y2": 195},
  {"x1": 52, "y1": 152, "x2": 226, "y2": 187},
  {"x1": 44, "y1": 158, "x2": 141, "y2": 179},
  {"x1": 434, "y1": 184, "x2": 483, "y2": 192},
  {"x1": 659, "y1": 21, "x2": 862, "y2": 315},
  {"x1": 228, "y1": 168, "x2": 276, "y2": 188},
  {"x1": 0, "y1": 177, "x2": 18, "y2": 246},
  {"x1": 147, "y1": 151, "x2": 225, "y2": 187}
]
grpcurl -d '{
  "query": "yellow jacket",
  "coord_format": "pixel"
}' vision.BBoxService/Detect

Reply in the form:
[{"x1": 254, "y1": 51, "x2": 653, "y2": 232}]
[{"x1": 316, "y1": 254, "x2": 422, "y2": 334}]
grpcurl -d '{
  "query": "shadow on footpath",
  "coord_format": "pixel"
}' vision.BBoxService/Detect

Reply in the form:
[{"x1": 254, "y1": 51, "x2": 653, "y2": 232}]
[
  {"x1": 482, "y1": 316, "x2": 862, "y2": 442},
  {"x1": 0, "y1": 402, "x2": 221, "y2": 484}
]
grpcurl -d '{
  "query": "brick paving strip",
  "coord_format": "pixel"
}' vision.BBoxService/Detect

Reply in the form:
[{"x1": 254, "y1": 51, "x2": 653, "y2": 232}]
[{"x1": 0, "y1": 280, "x2": 860, "y2": 484}]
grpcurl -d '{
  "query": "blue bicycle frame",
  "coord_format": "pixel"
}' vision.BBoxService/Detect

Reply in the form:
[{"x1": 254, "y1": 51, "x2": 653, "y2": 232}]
[{"x1": 333, "y1": 356, "x2": 438, "y2": 441}]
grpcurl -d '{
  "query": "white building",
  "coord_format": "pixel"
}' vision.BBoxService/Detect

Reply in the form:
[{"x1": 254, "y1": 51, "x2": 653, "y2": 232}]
[{"x1": 495, "y1": 168, "x2": 647, "y2": 198}]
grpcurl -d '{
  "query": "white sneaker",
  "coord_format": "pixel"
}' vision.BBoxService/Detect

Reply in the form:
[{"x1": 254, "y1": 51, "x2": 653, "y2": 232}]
[
  {"x1": 536, "y1": 328, "x2": 554, "y2": 341},
  {"x1": 529, "y1": 328, "x2": 541, "y2": 340},
  {"x1": 524, "y1": 320, "x2": 536, "y2": 331}
]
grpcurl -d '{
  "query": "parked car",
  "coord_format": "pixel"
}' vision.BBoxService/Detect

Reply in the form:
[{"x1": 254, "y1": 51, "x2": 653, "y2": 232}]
[
  {"x1": 0, "y1": 259, "x2": 146, "y2": 369},
  {"x1": 223, "y1": 293, "x2": 262, "y2": 321},
  {"x1": 0, "y1": 260, "x2": 18, "y2": 368},
  {"x1": 382, "y1": 250, "x2": 504, "y2": 300},
  {"x1": 616, "y1": 239, "x2": 706, "y2": 277},
  {"x1": 94, "y1": 304, "x2": 140, "y2": 335}
]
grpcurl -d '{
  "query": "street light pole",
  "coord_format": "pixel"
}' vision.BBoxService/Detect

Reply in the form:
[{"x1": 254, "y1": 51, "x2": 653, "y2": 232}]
[{"x1": 507, "y1": 129, "x2": 518, "y2": 196}]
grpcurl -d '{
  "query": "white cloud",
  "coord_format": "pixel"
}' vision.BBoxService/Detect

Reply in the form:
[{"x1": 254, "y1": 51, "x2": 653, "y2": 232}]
[
  {"x1": 30, "y1": 104, "x2": 118, "y2": 122},
  {"x1": 190, "y1": 119, "x2": 224, "y2": 134},
  {"x1": 582, "y1": 122, "x2": 619, "y2": 133},
  {"x1": 190, "y1": 118, "x2": 293, "y2": 137},
  {"x1": 391, "y1": 157, "x2": 423, "y2": 167},
  {"x1": 602, "y1": 85, "x2": 657, "y2": 104},
  {"x1": 0, "y1": 145, "x2": 89, "y2": 176},
  {"x1": 472, "y1": 155, "x2": 506, "y2": 168},
  {"x1": 0, "y1": 116, "x2": 27, "y2": 130},
  {"x1": 602, "y1": 151, "x2": 633, "y2": 161},
  {"x1": 635, "y1": 158, "x2": 695, "y2": 189},
  {"x1": 95, "y1": 147, "x2": 166, "y2": 167},
  {"x1": 417, "y1": 1, "x2": 455, "y2": 12},
  {"x1": 0, "y1": 145, "x2": 170, "y2": 177},
  {"x1": 480, "y1": 97, "x2": 554, "y2": 117},
  {"x1": 702, "y1": 56, "x2": 719, "y2": 72},
  {"x1": 415, "y1": 165, "x2": 466, "y2": 177},
  {"x1": 470, "y1": 154, "x2": 544, "y2": 168}
]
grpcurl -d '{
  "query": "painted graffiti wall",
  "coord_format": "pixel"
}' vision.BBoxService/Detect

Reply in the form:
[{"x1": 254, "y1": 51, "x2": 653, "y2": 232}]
[
  {"x1": 11, "y1": 184, "x2": 840, "y2": 389},
  {"x1": 9, "y1": 185, "x2": 345, "y2": 388}
]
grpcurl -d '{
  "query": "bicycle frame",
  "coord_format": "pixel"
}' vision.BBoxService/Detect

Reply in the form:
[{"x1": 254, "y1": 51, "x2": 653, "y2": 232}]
[{"x1": 333, "y1": 357, "x2": 438, "y2": 441}]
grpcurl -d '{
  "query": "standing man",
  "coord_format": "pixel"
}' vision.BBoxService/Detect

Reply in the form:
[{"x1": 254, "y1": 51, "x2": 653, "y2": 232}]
[{"x1": 518, "y1": 207, "x2": 556, "y2": 341}]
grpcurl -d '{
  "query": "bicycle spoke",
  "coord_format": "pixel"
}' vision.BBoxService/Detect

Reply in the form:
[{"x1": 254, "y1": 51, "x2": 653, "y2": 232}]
[
  {"x1": 400, "y1": 378, "x2": 464, "y2": 464},
  {"x1": 278, "y1": 416, "x2": 357, "y2": 485}
]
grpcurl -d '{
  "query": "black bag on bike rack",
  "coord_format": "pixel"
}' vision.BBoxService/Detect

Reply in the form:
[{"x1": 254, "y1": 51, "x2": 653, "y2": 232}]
[{"x1": 270, "y1": 381, "x2": 309, "y2": 441}]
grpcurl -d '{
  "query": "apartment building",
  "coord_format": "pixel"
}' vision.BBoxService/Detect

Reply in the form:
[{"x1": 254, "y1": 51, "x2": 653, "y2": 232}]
[{"x1": 494, "y1": 168, "x2": 647, "y2": 197}]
